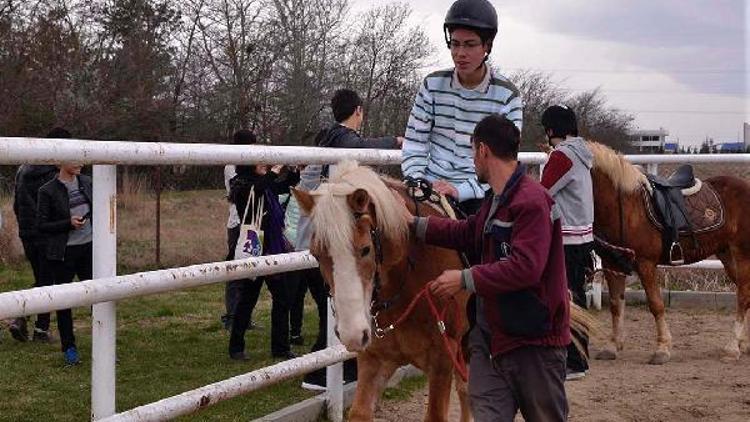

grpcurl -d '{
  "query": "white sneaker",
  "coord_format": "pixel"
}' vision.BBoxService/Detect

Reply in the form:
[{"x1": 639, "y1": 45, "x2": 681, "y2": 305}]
[{"x1": 565, "y1": 370, "x2": 587, "y2": 381}]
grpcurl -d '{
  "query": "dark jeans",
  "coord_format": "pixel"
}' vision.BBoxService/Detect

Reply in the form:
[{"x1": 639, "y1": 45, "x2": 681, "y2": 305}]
[
  {"x1": 49, "y1": 242, "x2": 92, "y2": 352},
  {"x1": 21, "y1": 238, "x2": 54, "y2": 331},
  {"x1": 229, "y1": 273, "x2": 299, "y2": 356},
  {"x1": 564, "y1": 242, "x2": 594, "y2": 373},
  {"x1": 468, "y1": 327, "x2": 568, "y2": 421},
  {"x1": 224, "y1": 226, "x2": 258, "y2": 323}
]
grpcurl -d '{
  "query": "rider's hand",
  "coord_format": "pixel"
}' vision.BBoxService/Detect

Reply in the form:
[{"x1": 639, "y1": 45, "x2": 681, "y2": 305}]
[
  {"x1": 538, "y1": 142, "x2": 553, "y2": 154},
  {"x1": 433, "y1": 180, "x2": 458, "y2": 199},
  {"x1": 395, "y1": 137, "x2": 405, "y2": 148},
  {"x1": 429, "y1": 270, "x2": 463, "y2": 301},
  {"x1": 70, "y1": 216, "x2": 85, "y2": 230}
]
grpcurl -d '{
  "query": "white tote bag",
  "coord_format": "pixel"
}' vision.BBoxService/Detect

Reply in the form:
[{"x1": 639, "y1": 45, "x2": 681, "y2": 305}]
[{"x1": 233, "y1": 186, "x2": 265, "y2": 260}]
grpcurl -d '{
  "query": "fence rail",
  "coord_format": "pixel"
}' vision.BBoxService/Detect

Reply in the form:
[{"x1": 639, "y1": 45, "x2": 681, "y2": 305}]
[{"x1": 1, "y1": 137, "x2": 746, "y2": 421}]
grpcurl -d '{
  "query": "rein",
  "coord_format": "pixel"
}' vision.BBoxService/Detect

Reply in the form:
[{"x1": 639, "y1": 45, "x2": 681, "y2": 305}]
[{"x1": 372, "y1": 284, "x2": 468, "y2": 382}]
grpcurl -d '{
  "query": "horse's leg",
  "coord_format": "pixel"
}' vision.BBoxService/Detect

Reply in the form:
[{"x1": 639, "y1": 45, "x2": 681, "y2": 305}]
[
  {"x1": 717, "y1": 250, "x2": 750, "y2": 361},
  {"x1": 424, "y1": 357, "x2": 454, "y2": 422},
  {"x1": 638, "y1": 261, "x2": 672, "y2": 364},
  {"x1": 348, "y1": 352, "x2": 399, "y2": 422},
  {"x1": 454, "y1": 375, "x2": 472, "y2": 422},
  {"x1": 595, "y1": 270, "x2": 627, "y2": 360}
]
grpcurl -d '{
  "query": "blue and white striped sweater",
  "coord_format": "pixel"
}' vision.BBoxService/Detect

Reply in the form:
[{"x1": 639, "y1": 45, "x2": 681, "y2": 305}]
[{"x1": 402, "y1": 68, "x2": 523, "y2": 201}]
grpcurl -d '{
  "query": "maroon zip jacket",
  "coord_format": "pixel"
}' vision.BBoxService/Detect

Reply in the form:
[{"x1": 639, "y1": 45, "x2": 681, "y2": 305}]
[{"x1": 416, "y1": 164, "x2": 570, "y2": 356}]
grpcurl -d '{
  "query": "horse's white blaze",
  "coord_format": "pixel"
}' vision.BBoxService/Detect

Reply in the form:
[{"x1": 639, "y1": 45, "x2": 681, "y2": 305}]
[{"x1": 330, "y1": 245, "x2": 371, "y2": 351}]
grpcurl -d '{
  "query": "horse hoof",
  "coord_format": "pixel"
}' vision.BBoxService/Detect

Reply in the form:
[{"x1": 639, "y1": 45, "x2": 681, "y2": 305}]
[
  {"x1": 648, "y1": 351, "x2": 670, "y2": 365},
  {"x1": 721, "y1": 347, "x2": 741, "y2": 362},
  {"x1": 595, "y1": 349, "x2": 617, "y2": 360}
]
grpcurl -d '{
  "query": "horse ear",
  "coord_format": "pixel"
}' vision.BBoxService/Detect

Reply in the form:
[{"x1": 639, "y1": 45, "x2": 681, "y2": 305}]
[
  {"x1": 348, "y1": 189, "x2": 370, "y2": 213},
  {"x1": 292, "y1": 188, "x2": 315, "y2": 215}
]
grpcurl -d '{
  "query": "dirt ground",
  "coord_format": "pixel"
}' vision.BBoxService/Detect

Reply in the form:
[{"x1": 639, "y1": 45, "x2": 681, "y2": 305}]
[{"x1": 374, "y1": 307, "x2": 750, "y2": 422}]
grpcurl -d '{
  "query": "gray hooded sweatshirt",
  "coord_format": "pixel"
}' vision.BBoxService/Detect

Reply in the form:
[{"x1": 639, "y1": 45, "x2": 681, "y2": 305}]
[{"x1": 541, "y1": 136, "x2": 595, "y2": 245}]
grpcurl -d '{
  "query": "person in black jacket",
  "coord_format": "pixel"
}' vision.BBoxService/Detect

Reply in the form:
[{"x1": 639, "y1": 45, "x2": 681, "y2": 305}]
[
  {"x1": 37, "y1": 160, "x2": 93, "y2": 366},
  {"x1": 9, "y1": 128, "x2": 68, "y2": 342},
  {"x1": 228, "y1": 163, "x2": 300, "y2": 360},
  {"x1": 293, "y1": 88, "x2": 403, "y2": 390}
]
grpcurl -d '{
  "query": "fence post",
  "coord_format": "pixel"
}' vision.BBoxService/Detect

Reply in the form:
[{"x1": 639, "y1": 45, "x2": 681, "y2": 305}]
[
  {"x1": 91, "y1": 165, "x2": 118, "y2": 420},
  {"x1": 326, "y1": 297, "x2": 344, "y2": 422}
]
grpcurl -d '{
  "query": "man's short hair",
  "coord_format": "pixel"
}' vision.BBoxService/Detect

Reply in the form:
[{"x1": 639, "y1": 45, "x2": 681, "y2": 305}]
[
  {"x1": 46, "y1": 127, "x2": 72, "y2": 138},
  {"x1": 331, "y1": 89, "x2": 362, "y2": 123},
  {"x1": 232, "y1": 129, "x2": 257, "y2": 145},
  {"x1": 472, "y1": 114, "x2": 520, "y2": 160}
]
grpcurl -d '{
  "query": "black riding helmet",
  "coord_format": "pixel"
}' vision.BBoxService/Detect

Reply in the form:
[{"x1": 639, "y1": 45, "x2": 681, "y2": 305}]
[
  {"x1": 443, "y1": 0, "x2": 498, "y2": 57},
  {"x1": 541, "y1": 105, "x2": 579, "y2": 139}
]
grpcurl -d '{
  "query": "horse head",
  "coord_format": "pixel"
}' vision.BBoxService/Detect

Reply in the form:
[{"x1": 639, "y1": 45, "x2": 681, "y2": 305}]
[{"x1": 293, "y1": 161, "x2": 407, "y2": 352}]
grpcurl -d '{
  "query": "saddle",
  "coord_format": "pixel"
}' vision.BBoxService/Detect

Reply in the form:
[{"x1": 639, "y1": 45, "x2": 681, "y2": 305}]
[{"x1": 642, "y1": 165, "x2": 725, "y2": 265}]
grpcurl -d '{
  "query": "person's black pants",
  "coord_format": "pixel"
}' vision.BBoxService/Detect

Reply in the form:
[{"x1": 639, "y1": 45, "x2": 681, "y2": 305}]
[
  {"x1": 224, "y1": 226, "x2": 258, "y2": 324},
  {"x1": 21, "y1": 238, "x2": 54, "y2": 331},
  {"x1": 564, "y1": 242, "x2": 594, "y2": 373},
  {"x1": 48, "y1": 242, "x2": 92, "y2": 352},
  {"x1": 229, "y1": 273, "x2": 299, "y2": 356}
]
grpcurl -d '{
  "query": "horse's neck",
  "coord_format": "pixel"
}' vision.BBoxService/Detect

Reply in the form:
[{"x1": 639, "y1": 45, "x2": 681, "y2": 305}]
[{"x1": 592, "y1": 169, "x2": 646, "y2": 242}]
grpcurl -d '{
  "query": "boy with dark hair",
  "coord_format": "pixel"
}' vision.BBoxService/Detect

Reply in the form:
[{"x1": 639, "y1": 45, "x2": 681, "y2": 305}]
[
  {"x1": 409, "y1": 114, "x2": 570, "y2": 421},
  {"x1": 294, "y1": 88, "x2": 402, "y2": 390},
  {"x1": 402, "y1": 0, "x2": 523, "y2": 215},
  {"x1": 9, "y1": 128, "x2": 70, "y2": 343},
  {"x1": 540, "y1": 105, "x2": 595, "y2": 381},
  {"x1": 37, "y1": 158, "x2": 93, "y2": 365}
]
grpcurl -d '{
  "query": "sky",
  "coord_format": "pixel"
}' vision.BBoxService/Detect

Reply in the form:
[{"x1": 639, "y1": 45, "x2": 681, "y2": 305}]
[{"x1": 351, "y1": 0, "x2": 749, "y2": 147}]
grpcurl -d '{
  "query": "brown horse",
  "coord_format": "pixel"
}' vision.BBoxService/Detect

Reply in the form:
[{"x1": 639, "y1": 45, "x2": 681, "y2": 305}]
[
  {"x1": 588, "y1": 141, "x2": 750, "y2": 364},
  {"x1": 293, "y1": 161, "x2": 472, "y2": 422}
]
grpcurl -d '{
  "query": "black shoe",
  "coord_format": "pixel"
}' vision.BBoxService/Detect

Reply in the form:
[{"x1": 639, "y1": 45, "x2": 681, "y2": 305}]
[
  {"x1": 9, "y1": 317, "x2": 28, "y2": 342},
  {"x1": 290, "y1": 335, "x2": 304, "y2": 346},
  {"x1": 230, "y1": 351, "x2": 249, "y2": 361},
  {"x1": 32, "y1": 329, "x2": 53, "y2": 343},
  {"x1": 272, "y1": 351, "x2": 298, "y2": 360}
]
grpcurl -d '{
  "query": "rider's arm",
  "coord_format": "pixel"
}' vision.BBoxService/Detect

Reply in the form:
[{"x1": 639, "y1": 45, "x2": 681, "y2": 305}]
[
  {"x1": 540, "y1": 150, "x2": 574, "y2": 196},
  {"x1": 401, "y1": 82, "x2": 434, "y2": 180}
]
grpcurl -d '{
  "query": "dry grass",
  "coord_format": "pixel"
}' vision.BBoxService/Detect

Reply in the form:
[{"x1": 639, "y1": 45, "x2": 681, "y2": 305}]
[{"x1": 0, "y1": 199, "x2": 25, "y2": 265}]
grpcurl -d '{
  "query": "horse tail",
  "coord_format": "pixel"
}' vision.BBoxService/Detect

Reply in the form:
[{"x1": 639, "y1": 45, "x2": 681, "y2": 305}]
[{"x1": 569, "y1": 300, "x2": 599, "y2": 360}]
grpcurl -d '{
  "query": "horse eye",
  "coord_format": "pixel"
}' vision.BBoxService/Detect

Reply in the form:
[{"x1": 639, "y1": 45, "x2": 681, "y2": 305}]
[{"x1": 361, "y1": 246, "x2": 371, "y2": 257}]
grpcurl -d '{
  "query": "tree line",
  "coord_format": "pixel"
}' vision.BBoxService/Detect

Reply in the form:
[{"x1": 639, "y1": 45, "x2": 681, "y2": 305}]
[{"x1": 0, "y1": 0, "x2": 634, "y2": 154}]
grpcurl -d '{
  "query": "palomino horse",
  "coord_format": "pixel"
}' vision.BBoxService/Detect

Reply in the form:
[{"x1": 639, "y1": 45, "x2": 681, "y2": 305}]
[
  {"x1": 588, "y1": 141, "x2": 750, "y2": 364},
  {"x1": 294, "y1": 161, "x2": 471, "y2": 422}
]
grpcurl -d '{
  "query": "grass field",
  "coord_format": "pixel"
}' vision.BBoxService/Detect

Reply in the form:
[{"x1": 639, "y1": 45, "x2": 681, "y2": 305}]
[{"x1": 0, "y1": 189, "x2": 423, "y2": 421}]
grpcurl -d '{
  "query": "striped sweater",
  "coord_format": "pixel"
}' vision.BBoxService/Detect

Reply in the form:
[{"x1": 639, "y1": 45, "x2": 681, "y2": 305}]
[{"x1": 401, "y1": 68, "x2": 523, "y2": 201}]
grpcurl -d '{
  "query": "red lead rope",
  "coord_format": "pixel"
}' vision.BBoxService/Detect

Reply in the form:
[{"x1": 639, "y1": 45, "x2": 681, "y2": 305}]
[{"x1": 373, "y1": 285, "x2": 469, "y2": 382}]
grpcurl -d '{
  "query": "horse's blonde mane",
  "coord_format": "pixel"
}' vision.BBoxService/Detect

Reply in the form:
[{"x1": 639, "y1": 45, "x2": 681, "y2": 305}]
[
  {"x1": 588, "y1": 141, "x2": 649, "y2": 193},
  {"x1": 310, "y1": 160, "x2": 407, "y2": 252}
]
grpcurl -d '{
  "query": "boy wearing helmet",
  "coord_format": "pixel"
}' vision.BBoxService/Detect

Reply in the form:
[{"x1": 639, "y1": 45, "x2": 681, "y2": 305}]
[
  {"x1": 540, "y1": 105, "x2": 595, "y2": 382},
  {"x1": 401, "y1": 0, "x2": 523, "y2": 215}
]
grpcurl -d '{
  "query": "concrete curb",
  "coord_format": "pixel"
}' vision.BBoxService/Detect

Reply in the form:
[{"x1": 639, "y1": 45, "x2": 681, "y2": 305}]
[
  {"x1": 251, "y1": 365, "x2": 423, "y2": 422},
  {"x1": 602, "y1": 290, "x2": 736, "y2": 310}
]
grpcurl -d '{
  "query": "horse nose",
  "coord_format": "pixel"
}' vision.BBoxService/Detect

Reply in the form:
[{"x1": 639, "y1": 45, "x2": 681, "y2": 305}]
[{"x1": 361, "y1": 329, "x2": 370, "y2": 348}]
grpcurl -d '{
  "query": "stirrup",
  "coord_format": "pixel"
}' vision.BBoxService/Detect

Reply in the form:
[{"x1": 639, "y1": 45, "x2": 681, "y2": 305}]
[{"x1": 669, "y1": 242, "x2": 684, "y2": 265}]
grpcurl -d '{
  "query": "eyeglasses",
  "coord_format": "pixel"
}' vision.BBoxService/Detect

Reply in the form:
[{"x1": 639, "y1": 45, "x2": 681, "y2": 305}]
[{"x1": 449, "y1": 40, "x2": 483, "y2": 50}]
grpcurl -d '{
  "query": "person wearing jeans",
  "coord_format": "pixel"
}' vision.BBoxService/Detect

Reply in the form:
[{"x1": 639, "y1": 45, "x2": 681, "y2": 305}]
[{"x1": 37, "y1": 160, "x2": 93, "y2": 365}]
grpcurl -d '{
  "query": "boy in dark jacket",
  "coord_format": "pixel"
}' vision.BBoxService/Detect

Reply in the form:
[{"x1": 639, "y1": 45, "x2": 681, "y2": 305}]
[
  {"x1": 227, "y1": 163, "x2": 300, "y2": 360},
  {"x1": 408, "y1": 115, "x2": 570, "y2": 421},
  {"x1": 9, "y1": 128, "x2": 66, "y2": 342},
  {"x1": 37, "y1": 159, "x2": 93, "y2": 366},
  {"x1": 295, "y1": 88, "x2": 402, "y2": 390}
]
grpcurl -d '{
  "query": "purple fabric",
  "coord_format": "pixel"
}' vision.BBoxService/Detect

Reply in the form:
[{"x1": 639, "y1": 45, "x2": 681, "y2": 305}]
[{"x1": 264, "y1": 190, "x2": 290, "y2": 255}]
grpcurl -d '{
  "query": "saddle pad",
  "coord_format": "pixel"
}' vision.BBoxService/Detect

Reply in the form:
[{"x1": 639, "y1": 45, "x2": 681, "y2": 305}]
[{"x1": 643, "y1": 182, "x2": 725, "y2": 234}]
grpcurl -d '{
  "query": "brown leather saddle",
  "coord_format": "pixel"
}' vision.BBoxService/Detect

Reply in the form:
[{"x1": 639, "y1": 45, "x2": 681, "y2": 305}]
[{"x1": 642, "y1": 165, "x2": 725, "y2": 265}]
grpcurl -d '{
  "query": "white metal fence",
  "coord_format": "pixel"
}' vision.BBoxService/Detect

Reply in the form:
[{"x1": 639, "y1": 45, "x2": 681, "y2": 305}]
[{"x1": 0, "y1": 137, "x2": 744, "y2": 421}]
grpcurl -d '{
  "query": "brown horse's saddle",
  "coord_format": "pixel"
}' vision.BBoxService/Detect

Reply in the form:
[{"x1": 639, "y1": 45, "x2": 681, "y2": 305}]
[{"x1": 641, "y1": 165, "x2": 725, "y2": 264}]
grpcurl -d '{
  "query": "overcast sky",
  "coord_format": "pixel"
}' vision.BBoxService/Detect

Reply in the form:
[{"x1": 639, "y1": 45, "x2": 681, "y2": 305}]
[{"x1": 352, "y1": 0, "x2": 749, "y2": 146}]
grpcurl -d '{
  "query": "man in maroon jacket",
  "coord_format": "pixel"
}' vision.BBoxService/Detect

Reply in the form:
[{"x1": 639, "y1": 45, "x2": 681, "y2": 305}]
[{"x1": 406, "y1": 114, "x2": 570, "y2": 421}]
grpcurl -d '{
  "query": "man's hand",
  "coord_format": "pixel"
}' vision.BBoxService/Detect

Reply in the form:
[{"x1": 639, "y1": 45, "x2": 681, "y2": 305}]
[
  {"x1": 433, "y1": 180, "x2": 458, "y2": 199},
  {"x1": 395, "y1": 136, "x2": 405, "y2": 148},
  {"x1": 429, "y1": 269, "x2": 463, "y2": 301},
  {"x1": 71, "y1": 216, "x2": 85, "y2": 230}
]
